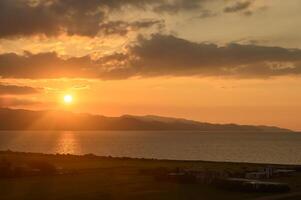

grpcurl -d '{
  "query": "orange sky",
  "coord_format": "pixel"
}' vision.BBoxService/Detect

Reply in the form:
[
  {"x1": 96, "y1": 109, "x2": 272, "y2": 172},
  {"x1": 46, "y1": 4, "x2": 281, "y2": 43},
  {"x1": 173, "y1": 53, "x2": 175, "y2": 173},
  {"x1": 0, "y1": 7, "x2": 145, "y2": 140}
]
[{"x1": 0, "y1": 0, "x2": 301, "y2": 130}]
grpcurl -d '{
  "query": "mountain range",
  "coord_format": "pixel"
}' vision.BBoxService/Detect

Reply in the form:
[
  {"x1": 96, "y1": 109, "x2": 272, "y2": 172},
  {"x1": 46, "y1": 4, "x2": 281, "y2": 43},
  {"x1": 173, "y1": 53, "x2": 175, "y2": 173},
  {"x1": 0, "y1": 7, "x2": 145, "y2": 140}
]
[{"x1": 0, "y1": 108, "x2": 292, "y2": 132}]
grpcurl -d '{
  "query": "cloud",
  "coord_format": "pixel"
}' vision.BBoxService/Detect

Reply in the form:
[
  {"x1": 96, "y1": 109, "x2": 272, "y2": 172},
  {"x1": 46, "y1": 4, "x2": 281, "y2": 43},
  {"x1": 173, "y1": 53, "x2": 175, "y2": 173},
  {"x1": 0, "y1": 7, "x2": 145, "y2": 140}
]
[
  {"x1": 0, "y1": 51, "x2": 98, "y2": 78},
  {"x1": 0, "y1": 0, "x2": 104, "y2": 38},
  {"x1": 153, "y1": 0, "x2": 207, "y2": 13},
  {"x1": 0, "y1": 34, "x2": 301, "y2": 79},
  {"x1": 98, "y1": 20, "x2": 164, "y2": 36},
  {"x1": 71, "y1": 85, "x2": 90, "y2": 91},
  {"x1": 224, "y1": 1, "x2": 252, "y2": 13},
  {"x1": 197, "y1": 9, "x2": 218, "y2": 19},
  {"x1": 104, "y1": 34, "x2": 301, "y2": 79},
  {"x1": 0, "y1": 97, "x2": 39, "y2": 107},
  {"x1": 0, "y1": 84, "x2": 40, "y2": 95},
  {"x1": 0, "y1": 0, "x2": 208, "y2": 38}
]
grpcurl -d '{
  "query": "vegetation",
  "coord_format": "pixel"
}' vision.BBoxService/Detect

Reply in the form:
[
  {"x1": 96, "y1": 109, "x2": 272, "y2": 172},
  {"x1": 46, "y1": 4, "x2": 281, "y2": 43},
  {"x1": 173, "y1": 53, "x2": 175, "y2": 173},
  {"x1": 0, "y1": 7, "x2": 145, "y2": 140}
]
[{"x1": 1, "y1": 151, "x2": 301, "y2": 200}]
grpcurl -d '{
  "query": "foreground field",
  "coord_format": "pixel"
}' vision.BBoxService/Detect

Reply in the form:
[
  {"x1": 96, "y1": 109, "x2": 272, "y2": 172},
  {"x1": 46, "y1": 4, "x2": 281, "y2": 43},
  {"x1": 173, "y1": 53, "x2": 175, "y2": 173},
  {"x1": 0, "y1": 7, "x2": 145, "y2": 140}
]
[{"x1": 0, "y1": 151, "x2": 301, "y2": 200}]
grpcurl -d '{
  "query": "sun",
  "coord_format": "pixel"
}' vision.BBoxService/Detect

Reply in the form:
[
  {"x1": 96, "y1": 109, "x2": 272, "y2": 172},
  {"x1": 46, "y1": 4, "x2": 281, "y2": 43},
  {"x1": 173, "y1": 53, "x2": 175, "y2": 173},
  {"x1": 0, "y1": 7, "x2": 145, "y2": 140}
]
[{"x1": 64, "y1": 94, "x2": 73, "y2": 104}]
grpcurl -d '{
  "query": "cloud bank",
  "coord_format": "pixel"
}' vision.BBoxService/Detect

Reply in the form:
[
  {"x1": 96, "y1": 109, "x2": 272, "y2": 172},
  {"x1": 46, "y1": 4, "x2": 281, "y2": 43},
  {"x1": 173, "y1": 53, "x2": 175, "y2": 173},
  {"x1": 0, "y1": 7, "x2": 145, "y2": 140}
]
[
  {"x1": 0, "y1": 0, "x2": 209, "y2": 38},
  {"x1": 0, "y1": 34, "x2": 301, "y2": 79},
  {"x1": 0, "y1": 97, "x2": 39, "y2": 107},
  {"x1": 0, "y1": 84, "x2": 40, "y2": 95}
]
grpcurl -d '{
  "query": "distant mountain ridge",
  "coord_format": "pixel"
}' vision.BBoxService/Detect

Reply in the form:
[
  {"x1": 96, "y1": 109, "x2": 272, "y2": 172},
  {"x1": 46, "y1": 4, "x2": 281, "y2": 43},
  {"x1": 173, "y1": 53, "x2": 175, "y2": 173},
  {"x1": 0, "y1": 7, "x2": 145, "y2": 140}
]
[{"x1": 0, "y1": 108, "x2": 292, "y2": 132}]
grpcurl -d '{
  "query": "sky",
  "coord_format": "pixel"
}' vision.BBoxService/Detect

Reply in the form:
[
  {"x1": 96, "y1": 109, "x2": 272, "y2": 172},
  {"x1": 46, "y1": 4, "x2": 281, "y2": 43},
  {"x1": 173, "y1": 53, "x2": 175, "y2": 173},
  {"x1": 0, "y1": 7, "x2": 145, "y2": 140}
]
[{"x1": 0, "y1": 0, "x2": 301, "y2": 130}]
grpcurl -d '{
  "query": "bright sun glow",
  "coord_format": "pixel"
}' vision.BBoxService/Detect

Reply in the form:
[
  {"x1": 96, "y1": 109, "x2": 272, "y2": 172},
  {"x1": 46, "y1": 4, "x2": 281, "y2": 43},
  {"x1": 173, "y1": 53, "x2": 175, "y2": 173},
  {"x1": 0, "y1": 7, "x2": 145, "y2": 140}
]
[{"x1": 64, "y1": 95, "x2": 73, "y2": 104}]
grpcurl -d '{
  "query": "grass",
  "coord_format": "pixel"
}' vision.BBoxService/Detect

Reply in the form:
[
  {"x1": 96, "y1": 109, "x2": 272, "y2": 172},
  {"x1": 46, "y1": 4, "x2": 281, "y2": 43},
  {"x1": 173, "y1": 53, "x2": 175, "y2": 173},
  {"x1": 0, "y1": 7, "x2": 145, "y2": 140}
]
[{"x1": 0, "y1": 151, "x2": 300, "y2": 200}]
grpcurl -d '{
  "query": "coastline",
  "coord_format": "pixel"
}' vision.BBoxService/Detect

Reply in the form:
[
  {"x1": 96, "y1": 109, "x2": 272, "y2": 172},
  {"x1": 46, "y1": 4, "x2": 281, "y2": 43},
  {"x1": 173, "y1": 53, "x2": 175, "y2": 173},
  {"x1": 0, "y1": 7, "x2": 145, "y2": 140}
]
[
  {"x1": 1, "y1": 151, "x2": 301, "y2": 200},
  {"x1": 1, "y1": 150, "x2": 301, "y2": 166}
]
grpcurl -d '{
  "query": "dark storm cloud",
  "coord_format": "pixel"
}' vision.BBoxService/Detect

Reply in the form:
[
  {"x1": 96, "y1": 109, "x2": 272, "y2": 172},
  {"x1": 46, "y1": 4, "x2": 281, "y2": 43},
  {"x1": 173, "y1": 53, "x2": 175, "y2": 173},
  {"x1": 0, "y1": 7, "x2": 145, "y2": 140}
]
[
  {"x1": 0, "y1": 34, "x2": 301, "y2": 79},
  {"x1": 0, "y1": 0, "x2": 207, "y2": 38},
  {"x1": 0, "y1": 84, "x2": 40, "y2": 95},
  {"x1": 224, "y1": 1, "x2": 252, "y2": 13}
]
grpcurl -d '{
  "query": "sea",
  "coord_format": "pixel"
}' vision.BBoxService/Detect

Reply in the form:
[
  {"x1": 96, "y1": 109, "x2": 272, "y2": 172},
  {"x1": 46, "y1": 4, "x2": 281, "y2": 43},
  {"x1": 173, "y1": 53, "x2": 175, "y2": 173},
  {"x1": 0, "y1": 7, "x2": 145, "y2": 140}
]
[{"x1": 0, "y1": 131, "x2": 300, "y2": 164}]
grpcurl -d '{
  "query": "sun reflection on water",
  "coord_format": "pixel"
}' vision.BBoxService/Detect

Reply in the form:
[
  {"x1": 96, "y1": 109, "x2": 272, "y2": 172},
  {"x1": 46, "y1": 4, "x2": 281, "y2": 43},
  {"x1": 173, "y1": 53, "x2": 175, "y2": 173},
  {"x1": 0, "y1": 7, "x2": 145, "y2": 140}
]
[{"x1": 55, "y1": 131, "x2": 81, "y2": 155}]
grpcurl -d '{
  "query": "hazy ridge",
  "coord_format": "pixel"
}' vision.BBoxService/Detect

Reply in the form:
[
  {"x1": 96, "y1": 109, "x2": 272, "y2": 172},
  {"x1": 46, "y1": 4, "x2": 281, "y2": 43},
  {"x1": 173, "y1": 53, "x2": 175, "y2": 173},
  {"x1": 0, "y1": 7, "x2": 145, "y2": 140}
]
[{"x1": 0, "y1": 108, "x2": 292, "y2": 132}]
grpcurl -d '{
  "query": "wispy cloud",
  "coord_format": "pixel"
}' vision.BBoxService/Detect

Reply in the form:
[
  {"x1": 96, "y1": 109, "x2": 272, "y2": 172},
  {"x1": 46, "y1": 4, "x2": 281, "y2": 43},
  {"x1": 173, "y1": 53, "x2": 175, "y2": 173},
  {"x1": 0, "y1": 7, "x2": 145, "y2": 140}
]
[{"x1": 0, "y1": 84, "x2": 40, "y2": 95}]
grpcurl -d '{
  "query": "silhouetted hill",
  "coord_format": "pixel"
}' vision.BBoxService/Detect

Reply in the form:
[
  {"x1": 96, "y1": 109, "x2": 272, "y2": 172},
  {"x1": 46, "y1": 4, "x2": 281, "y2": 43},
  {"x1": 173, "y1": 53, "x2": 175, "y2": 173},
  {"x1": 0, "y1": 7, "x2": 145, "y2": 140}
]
[{"x1": 0, "y1": 108, "x2": 292, "y2": 132}]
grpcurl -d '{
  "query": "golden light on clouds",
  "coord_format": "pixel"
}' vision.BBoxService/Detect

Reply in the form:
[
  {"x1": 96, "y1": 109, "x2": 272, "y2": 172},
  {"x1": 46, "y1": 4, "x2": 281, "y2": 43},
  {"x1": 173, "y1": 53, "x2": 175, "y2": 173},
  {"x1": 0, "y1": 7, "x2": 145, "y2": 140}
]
[{"x1": 0, "y1": 0, "x2": 301, "y2": 130}]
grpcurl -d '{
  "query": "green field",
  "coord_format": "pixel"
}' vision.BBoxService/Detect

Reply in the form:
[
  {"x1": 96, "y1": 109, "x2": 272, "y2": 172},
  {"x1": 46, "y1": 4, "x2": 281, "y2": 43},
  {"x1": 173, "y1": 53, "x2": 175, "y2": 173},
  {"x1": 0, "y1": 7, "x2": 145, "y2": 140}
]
[{"x1": 1, "y1": 151, "x2": 300, "y2": 200}]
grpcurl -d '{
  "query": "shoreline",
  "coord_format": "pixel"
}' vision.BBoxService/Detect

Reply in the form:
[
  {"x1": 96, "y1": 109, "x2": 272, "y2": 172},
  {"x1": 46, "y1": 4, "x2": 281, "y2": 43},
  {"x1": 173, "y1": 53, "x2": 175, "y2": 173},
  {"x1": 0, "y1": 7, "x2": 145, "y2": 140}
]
[{"x1": 1, "y1": 150, "x2": 301, "y2": 167}]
